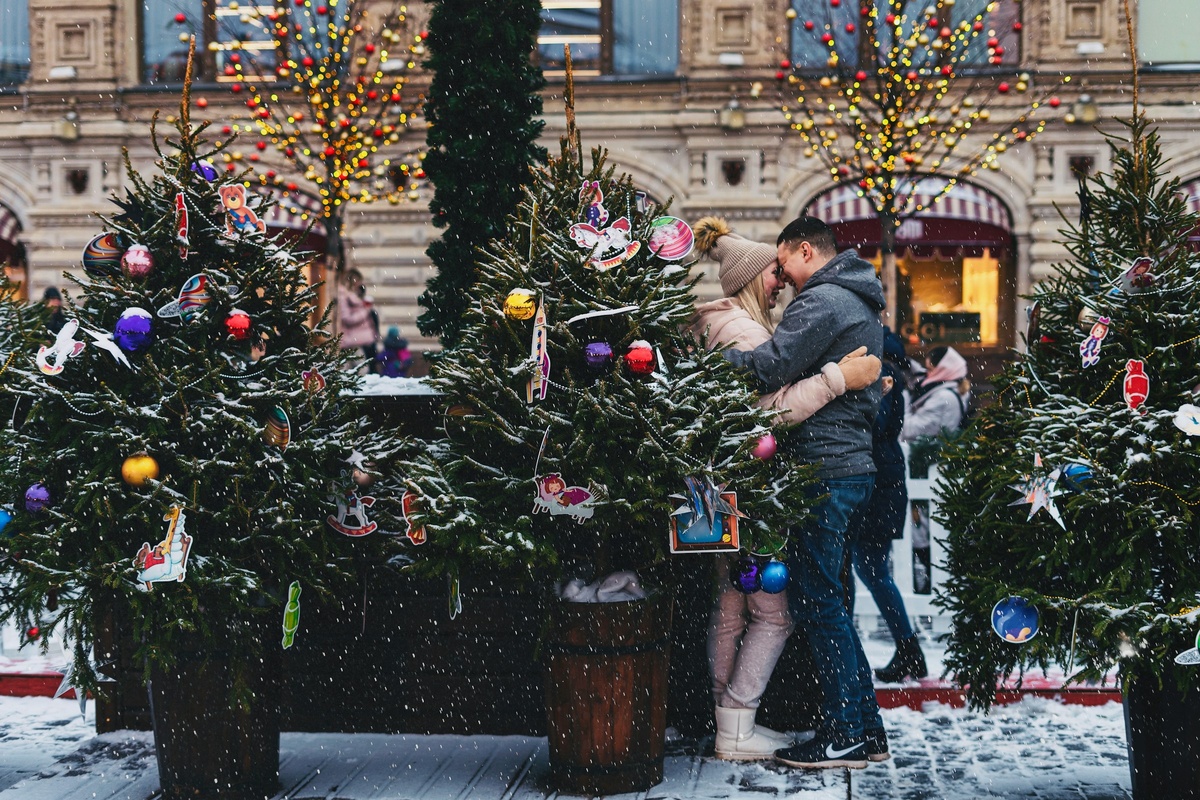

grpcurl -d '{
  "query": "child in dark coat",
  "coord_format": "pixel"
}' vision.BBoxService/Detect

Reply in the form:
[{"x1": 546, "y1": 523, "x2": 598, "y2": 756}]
[{"x1": 374, "y1": 327, "x2": 412, "y2": 378}]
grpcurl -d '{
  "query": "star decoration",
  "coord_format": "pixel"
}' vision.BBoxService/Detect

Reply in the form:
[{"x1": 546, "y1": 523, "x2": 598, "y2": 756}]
[
  {"x1": 53, "y1": 657, "x2": 116, "y2": 719},
  {"x1": 1009, "y1": 454, "x2": 1066, "y2": 529},
  {"x1": 670, "y1": 475, "x2": 747, "y2": 541}
]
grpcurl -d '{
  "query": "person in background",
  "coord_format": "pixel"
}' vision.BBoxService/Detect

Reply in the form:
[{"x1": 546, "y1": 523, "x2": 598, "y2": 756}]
[
  {"x1": 724, "y1": 216, "x2": 887, "y2": 770},
  {"x1": 374, "y1": 326, "x2": 413, "y2": 378},
  {"x1": 337, "y1": 269, "x2": 379, "y2": 366},
  {"x1": 849, "y1": 329, "x2": 928, "y2": 684},
  {"x1": 691, "y1": 217, "x2": 881, "y2": 762},
  {"x1": 42, "y1": 286, "x2": 67, "y2": 335},
  {"x1": 901, "y1": 345, "x2": 971, "y2": 442}
]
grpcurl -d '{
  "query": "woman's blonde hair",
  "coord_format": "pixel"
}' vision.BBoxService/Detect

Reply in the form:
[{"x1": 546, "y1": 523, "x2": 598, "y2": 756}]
[{"x1": 731, "y1": 272, "x2": 775, "y2": 332}]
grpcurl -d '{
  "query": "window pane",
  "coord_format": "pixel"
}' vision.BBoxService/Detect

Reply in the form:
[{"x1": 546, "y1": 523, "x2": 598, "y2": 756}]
[
  {"x1": 144, "y1": 0, "x2": 202, "y2": 84},
  {"x1": 540, "y1": 4, "x2": 602, "y2": 73},
  {"x1": 612, "y1": 0, "x2": 678, "y2": 76},
  {"x1": 0, "y1": 0, "x2": 30, "y2": 85},
  {"x1": 1140, "y1": 0, "x2": 1200, "y2": 64},
  {"x1": 212, "y1": 0, "x2": 278, "y2": 80},
  {"x1": 789, "y1": 1, "x2": 858, "y2": 69}
]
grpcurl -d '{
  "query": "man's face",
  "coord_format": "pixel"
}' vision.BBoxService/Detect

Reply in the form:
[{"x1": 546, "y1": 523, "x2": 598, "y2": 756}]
[
  {"x1": 762, "y1": 260, "x2": 784, "y2": 309},
  {"x1": 776, "y1": 240, "x2": 827, "y2": 291},
  {"x1": 47, "y1": 298, "x2": 61, "y2": 311}
]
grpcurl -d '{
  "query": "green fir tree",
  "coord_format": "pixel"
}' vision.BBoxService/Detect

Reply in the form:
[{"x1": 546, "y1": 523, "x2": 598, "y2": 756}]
[
  {"x1": 0, "y1": 87, "x2": 412, "y2": 697},
  {"x1": 937, "y1": 115, "x2": 1200, "y2": 708},
  {"x1": 405, "y1": 144, "x2": 816, "y2": 597},
  {"x1": 416, "y1": 0, "x2": 547, "y2": 348}
]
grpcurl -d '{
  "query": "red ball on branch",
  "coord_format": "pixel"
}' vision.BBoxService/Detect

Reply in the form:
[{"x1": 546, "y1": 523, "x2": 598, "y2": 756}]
[
  {"x1": 249, "y1": 154, "x2": 260, "y2": 162},
  {"x1": 845, "y1": 22, "x2": 855, "y2": 33},
  {"x1": 324, "y1": 146, "x2": 336, "y2": 157},
  {"x1": 907, "y1": 70, "x2": 919, "y2": 81},
  {"x1": 821, "y1": 32, "x2": 834, "y2": 43},
  {"x1": 987, "y1": 37, "x2": 999, "y2": 48},
  {"x1": 775, "y1": 70, "x2": 786, "y2": 80},
  {"x1": 27, "y1": 626, "x2": 39, "y2": 640},
  {"x1": 317, "y1": 5, "x2": 327, "y2": 14},
  {"x1": 266, "y1": 170, "x2": 276, "y2": 179},
  {"x1": 1049, "y1": 96, "x2": 1061, "y2": 108},
  {"x1": 1015, "y1": 131, "x2": 1028, "y2": 140},
  {"x1": 861, "y1": 5, "x2": 870, "y2": 16},
  {"x1": 993, "y1": 46, "x2": 1005, "y2": 57},
  {"x1": 174, "y1": 12, "x2": 187, "y2": 23},
  {"x1": 804, "y1": 20, "x2": 815, "y2": 31},
  {"x1": 373, "y1": 128, "x2": 384, "y2": 137},
  {"x1": 998, "y1": 81, "x2": 1010, "y2": 93},
  {"x1": 258, "y1": 108, "x2": 270, "y2": 118},
  {"x1": 390, "y1": 92, "x2": 402, "y2": 102},
  {"x1": 246, "y1": 98, "x2": 258, "y2": 108},
  {"x1": 941, "y1": 64, "x2": 953, "y2": 75},
  {"x1": 367, "y1": 90, "x2": 378, "y2": 100},
  {"x1": 256, "y1": 141, "x2": 267, "y2": 150},
  {"x1": 779, "y1": 59, "x2": 791, "y2": 69},
  {"x1": 196, "y1": 97, "x2": 208, "y2": 109},
  {"x1": 224, "y1": 65, "x2": 237, "y2": 76},
  {"x1": 885, "y1": 13, "x2": 896, "y2": 24},
  {"x1": 287, "y1": 182, "x2": 299, "y2": 191},
  {"x1": 302, "y1": 56, "x2": 314, "y2": 67},
  {"x1": 229, "y1": 53, "x2": 240, "y2": 64},
  {"x1": 855, "y1": 70, "x2": 868, "y2": 81},
  {"x1": 222, "y1": 125, "x2": 232, "y2": 134},
  {"x1": 830, "y1": 0, "x2": 839, "y2": 5},
  {"x1": 226, "y1": 163, "x2": 236, "y2": 172},
  {"x1": 940, "y1": 27, "x2": 952, "y2": 39},
  {"x1": 285, "y1": 147, "x2": 295, "y2": 157},
  {"x1": 365, "y1": 44, "x2": 376, "y2": 54},
  {"x1": 974, "y1": 21, "x2": 984, "y2": 31},
  {"x1": 1013, "y1": 21, "x2": 1023, "y2": 31}
]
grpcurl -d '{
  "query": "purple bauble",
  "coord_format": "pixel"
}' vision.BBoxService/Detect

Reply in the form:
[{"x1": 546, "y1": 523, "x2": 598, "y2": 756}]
[
  {"x1": 114, "y1": 307, "x2": 154, "y2": 353},
  {"x1": 584, "y1": 341, "x2": 614, "y2": 371},
  {"x1": 121, "y1": 245, "x2": 155, "y2": 280},
  {"x1": 759, "y1": 560, "x2": 789, "y2": 594},
  {"x1": 730, "y1": 555, "x2": 762, "y2": 594},
  {"x1": 191, "y1": 160, "x2": 219, "y2": 181},
  {"x1": 25, "y1": 483, "x2": 50, "y2": 513}
]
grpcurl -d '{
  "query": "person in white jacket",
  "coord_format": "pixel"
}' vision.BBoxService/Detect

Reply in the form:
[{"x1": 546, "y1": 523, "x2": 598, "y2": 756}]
[
  {"x1": 901, "y1": 346, "x2": 970, "y2": 442},
  {"x1": 690, "y1": 217, "x2": 881, "y2": 761}
]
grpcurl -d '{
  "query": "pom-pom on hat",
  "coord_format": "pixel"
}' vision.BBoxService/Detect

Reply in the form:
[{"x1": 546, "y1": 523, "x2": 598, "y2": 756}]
[{"x1": 693, "y1": 216, "x2": 777, "y2": 297}]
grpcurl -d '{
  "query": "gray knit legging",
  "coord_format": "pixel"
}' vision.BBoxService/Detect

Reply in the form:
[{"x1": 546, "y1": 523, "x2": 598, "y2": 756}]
[{"x1": 707, "y1": 556, "x2": 795, "y2": 709}]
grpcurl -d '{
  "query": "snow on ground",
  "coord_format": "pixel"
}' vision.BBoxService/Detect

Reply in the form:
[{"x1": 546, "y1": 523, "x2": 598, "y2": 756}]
[{"x1": 0, "y1": 693, "x2": 1132, "y2": 800}]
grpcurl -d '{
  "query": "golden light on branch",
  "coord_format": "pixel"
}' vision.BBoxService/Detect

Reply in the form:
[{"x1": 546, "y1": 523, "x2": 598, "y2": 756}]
[{"x1": 210, "y1": 0, "x2": 427, "y2": 223}]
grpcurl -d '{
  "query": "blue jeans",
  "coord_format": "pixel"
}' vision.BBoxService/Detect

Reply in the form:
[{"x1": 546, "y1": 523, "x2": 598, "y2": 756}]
[
  {"x1": 787, "y1": 475, "x2": 883, "y2": 740},
  {"x1": 851, "y1": 478, "x2": 916, "y2": 642}
]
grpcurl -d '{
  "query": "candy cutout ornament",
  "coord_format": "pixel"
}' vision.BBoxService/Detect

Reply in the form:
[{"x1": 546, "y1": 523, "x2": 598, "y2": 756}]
[
  {"x1": 120, "y1": 245, "x2": 155, "y2": 280},
  {"x1": 36, "y1": 320, "x2": 87, "y2": 375},
  {"x1": 1124, "y1": 359, "x2": 1149, "y2": 414},
  {"x1": 525, "y1": 300, "x2": 549, "y2": 403},
  {"x1": 174, "y1": 192, "x2": 189, "y2": 259},
  {"x1": 281, "y1": 581, "x2": 302, "y2": 649},
  {"x1": 991, "y1": 596, "x2": 1040, "y2": 643},
  {"x1": 82, "y1": 233, "x2": 123, "y2": 279},
  {"x1": 402, "y1": 490, "x2": 427, "y2": 545},
  {"x1": 134, "y1": 506, "x2": 193, "y2": 590},
  {"x1": 113, "y1": 308, "x2": 154, "y2": 353}
]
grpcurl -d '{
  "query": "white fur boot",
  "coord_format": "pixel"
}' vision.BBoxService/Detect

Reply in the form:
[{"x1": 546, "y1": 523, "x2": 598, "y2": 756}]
[{"x1": 714, "y1": 706, "x2": 789, "y2": 761}]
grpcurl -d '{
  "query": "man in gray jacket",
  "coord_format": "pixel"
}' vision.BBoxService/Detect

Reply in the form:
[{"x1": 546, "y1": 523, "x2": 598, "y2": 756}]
[{"x1": 725, "y1": 216, "x2": 887, "y2": 769}]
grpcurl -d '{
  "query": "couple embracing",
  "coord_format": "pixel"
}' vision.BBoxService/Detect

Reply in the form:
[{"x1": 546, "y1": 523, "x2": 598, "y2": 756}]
[{"x1": 690, "y1": 215, "x2": 888, "y2": 769}]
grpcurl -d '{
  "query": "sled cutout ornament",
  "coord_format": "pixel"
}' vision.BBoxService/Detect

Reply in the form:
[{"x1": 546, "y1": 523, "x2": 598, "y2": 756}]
[
  {"x1": 533, "y1": 473, "x2": 595, "y2": 523},
  {"x1": 569, "y1": 216, "x2": 641, "y2": 271},
  {"x1": 668, "y1": 475, "x2": 746, "y2": 553},
  {"x1": 36, "y1": 319, "x2": 87, "y2": 375},
  {"x1": 134, "y1": 506, "x2": 194, "y2": 590},
  {"x1": 1176, "y1": 630, "x2": 1200, "y2": 665},
  {"x1": 1117, "y1": 256, "x2": 1157, "y2": 294},
  {"x1": 327, "y1": 485, "x2": 377, "y2": 536}
]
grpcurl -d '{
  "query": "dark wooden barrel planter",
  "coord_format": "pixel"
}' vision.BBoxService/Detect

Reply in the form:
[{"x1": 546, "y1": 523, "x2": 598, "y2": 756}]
[
  {"x1": 1123, "y1": 662, "x2": 1200, "y2": 799},
  {"x1": 149, "y1": 623, "x2": 281, "y2": 800},
  {"x1": 544, "y1": 591, "x2": 673, "y2": 795}
]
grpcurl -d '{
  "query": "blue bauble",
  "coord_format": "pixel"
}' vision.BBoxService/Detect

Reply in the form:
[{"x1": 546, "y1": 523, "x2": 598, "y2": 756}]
[
  {"x1": 759, "y1": 560, "x2": 789, "y2": 594},
  {"x1": 114, "y1": 307, "x2": 154, "y2": 353},
  {"x1": 991, "y1": 596, "x2": 1040, "y2": 643},
  {"x1": 1060, "y1": 462, "x2": 1094, "y2": 492},
  {"x1": 0, "y1": 507, "x2": 11, "y2": 537},
  {"x1": 730, "y1": 556, "x2": 761, "y2": 594}
]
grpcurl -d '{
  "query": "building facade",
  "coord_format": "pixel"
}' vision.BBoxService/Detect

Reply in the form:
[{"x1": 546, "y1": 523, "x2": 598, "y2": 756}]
[{"x1": 1, "y1": 0, "x2": 1199, "y2": 368}]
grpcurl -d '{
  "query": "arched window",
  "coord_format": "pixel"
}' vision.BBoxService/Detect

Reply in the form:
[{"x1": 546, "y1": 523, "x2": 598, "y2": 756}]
[
  {"x1": 0, "y1": 0, "x2": 30, "y2": 86},
  {"x1": 805, "y1": 178, "x2": 1016, "y2": 348}
]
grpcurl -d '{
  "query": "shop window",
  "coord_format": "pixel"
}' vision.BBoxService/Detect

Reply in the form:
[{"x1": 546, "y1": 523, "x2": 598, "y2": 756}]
[
  {"x1": 143, "y1": 0, "x2": 277, "y2": 85},
  {"x1": 789, "y1": 0, "x2": 1019, "y2": 73},
  {"x1": 0, "y1": 0, "x2": 30, "y2": 86},
  {"x1": 1139, "y1": 0, "x2": 1200, "y2": 65},
  {"x1": 538, "y1": 0, "x2": 678, "y2": 77}
]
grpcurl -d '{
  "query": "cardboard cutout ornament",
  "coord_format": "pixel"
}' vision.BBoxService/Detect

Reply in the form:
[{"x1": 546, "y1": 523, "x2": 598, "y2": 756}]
[
  {"x1": 134, "y1": 506, "x2": 194, "y2": 590},
  {"x1": 327, "y1": 485, "x2": 377, "y2": 536},
  {"x1": 580, "y1": 181, "x2": 610, "y2": 227},
  {"x1": 992, "y1": 596, "x2": 1040, "y2": 643},
  {"x1": 263, "y1": 406, "x2": 291, "y2": 450},
  {"x1": 668, "y1": 475, "x2": 746, "y2": 553},
  {"x1": 157, "y1": 274, "x2": 212, "y2": 322},
  {"x1": 1008, "y1": 454, "x2": 1065, "y2": 529},
  {"x1": 281, "y1": 581, "x2": 301, "y2": 649},
  {"x1": 1079, "y1": 315, "x2": 1110, "y2": 368},
  {"x1": 1118, "y1": 256, "x2": 1157, "y2": 294},
  {"x1": 218, "y1": 185, "x2": 266, "y2": 235},
  {"x1": 1174, "y1": 403, "x2": 1200, "y2": 436},
  {"x1": 525, "y1": 300, "x2": 549, "y2": 403},
  {"x1": 569, "y1": 216, "x2": 642, "y2": 270},
  {"x1": 36, "y1": 320, "x2": 86, "y2": 375},
  {"x1": 1124, "y1": 359, "x2": 1149, "y2": 413},
  {"x1": 301, "y1": 368, "x2": 326, "y2": 394},
  {"x1": 1175, "y1": 629, "x2": 1200, "y2": 666},
  {"x1": 402, "y1": 490, "x2": 427, "y2": 545},
  {"x1": 174, "y1": 192, "x2": 189, "y2": 259},
  {"x1": 533, "y1": 473, "x2": 595, "y2": 523}
]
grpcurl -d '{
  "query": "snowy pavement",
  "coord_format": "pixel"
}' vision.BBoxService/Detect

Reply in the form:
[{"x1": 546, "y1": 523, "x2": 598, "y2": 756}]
[{"x1": 0, "y1": 694, "x2": 1132, "y2": 800}]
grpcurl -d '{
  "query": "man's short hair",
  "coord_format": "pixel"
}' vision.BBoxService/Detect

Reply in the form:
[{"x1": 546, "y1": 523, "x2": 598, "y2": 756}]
[{"x1": 777, "y1": 216, "x2": 838, "y2": 255}]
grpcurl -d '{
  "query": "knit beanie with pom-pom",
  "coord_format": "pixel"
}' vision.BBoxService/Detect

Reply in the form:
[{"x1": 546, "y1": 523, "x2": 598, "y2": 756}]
[{"x1": 693, "y1": 216, "x2": 778, "y2": 297}]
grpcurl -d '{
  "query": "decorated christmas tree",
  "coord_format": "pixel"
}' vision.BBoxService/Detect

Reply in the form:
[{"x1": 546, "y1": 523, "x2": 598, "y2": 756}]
[
  {"x1": 405, "y1": 134, "x2": 815, "y2": 602},
  {"x1": 0, "y1": 59, "x2": 411, "y2": 700},
  {"x1": 937, "y1": 110, "x2": 1200, "y2": 708}
]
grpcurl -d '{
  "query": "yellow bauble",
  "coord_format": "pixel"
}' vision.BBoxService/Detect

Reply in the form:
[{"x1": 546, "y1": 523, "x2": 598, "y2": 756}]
[
  {"x1": 121, "y1": 454, "x2": 160, "y2": 487},
  {"x1": 504, "y1": 290, "x2": 537, "y2": 321}
]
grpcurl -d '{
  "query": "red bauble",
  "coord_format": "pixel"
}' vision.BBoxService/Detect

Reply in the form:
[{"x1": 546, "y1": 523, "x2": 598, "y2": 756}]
[
  {"x1": 317, "y1": 4, "x2": 327, "y2": 14},
  {"x1": 1013, "y1": 21, "x2": 1023, "y2": 31},
  {"x1": 974, "y1": 21, "x2": 984, "y2": 31},
  {"x1": 174, "y1": 12, "x2": 187, "y2": 23},
  {"x1": 324, "y1": 146, "x2": 337, "y2": 157},
  {"x1": 752, "y1": 433, "x2": 777, "y2": 460},
  {"x1": 845, "y1": 22, "x2": 855, "y2": 33},
  {"x1": 27, "y1": 626, "x2": 39, "y2": 640},
  {"x1": 196, "y1": 97, "x2": 208, "y2": 109},
  {"x1": 941, "y1": 65, "x2": 953, "y2": 75},
  {"x1": 987, "y1": 37, "x2": 999, "y2": 48},
  {"x1": 1049, "y1": 96, "x2": 1061, "y2": 108},
  {"x1": 998, "y1": 82, "x2": 1010, "y2": 93},
  {"x1": 993, "y1": 46, "x2": 1005, "y2": 57},
  {"x1": 224, "y1": 309, "x2": 252, "y2": 340},
  {"x1": 830, "y1": 0, "x2": 840, "y2": 6},
  {"x1": 624, "y1": 341, "x2": 656, "y2": 376},
  {"x1": 907, "y1": 71, "x2": 919, "y2": 81},
  {"x1": 804, "y1": 20, "x2": 815, "y2": 30},
  {"x1": 855, "y1": 70, "x2": 867, "y2": 81},
  {"x1": 230, "y1": 83, "x2": 242, "y2": 93},
  {"x1": 222, "y1": 125, "x2": 232, "y2": 134},
  {"x1": 256, "y1": 141, "x2": 267, "y2": 150},
  {"x1": 302, "y1": 56, "x2": 314, "y2": 67},
  {"x1": 821, "y1": 32, "x2": 834, "y2": 43},
  {"x1": 775, "y1": 70, "x2": 786, "y2": 80},
  {"x1": 365, "y1": 44, "x2": 376, "y2": 54},
  {"x1": 885, "y1": 13, "x2": 896, "y2": 24},
  {"x1": 779, "y1": 59, "x2": 791, "y2": 69}
]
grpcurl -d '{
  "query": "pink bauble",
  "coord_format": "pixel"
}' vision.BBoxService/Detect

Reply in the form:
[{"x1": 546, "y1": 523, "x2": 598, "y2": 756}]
[
  {"x1": 121, "y1": 245, "x2": 155, "y2": 279},
  {"x1": 752, "y1": 433, "x2": 777, "y2": 460}
]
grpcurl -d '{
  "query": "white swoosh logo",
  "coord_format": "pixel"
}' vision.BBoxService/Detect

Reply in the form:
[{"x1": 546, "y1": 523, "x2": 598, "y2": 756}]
[{"x1": 825, "y1": 742, "x2": 863, "y2": 759}]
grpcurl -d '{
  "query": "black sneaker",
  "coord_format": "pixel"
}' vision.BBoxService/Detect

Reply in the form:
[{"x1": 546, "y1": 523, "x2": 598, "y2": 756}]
[
  {"x1": 774, "y1": 735, "x2": 868, "y2": 769},
  {"x1": 864, "y1": 728, "x2": 890, "y2": 762}
]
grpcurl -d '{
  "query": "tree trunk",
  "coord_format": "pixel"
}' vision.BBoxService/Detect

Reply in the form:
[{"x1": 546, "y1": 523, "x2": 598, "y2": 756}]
[{"x1": 879, "y1": 210, "x2": 899, "y2": 329}]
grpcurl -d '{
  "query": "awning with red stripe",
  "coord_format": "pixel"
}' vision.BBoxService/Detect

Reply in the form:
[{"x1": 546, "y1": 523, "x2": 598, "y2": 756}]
[
  {"x1": 0, "y1": 203, "x2": 22, "y2": 265},
  {"x1": 803, "y1": 178, "x2": 1013, "y2": 258}
]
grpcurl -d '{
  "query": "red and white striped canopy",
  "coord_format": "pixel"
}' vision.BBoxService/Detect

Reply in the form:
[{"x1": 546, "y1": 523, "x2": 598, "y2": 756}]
[
  {"x1": 259, "y1": 190, "x2": 327, "y2": 237},
  {"x1": 805, "y1": 177, "x2": 1012, "y2": 233},
  {"x1": 0, "y1": 203, "x2": 20, "y2": 245}
]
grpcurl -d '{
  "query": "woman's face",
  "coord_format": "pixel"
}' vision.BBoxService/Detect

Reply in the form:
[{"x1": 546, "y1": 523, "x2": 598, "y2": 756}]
[{"x1": 760, "y1": 260, "x2": 784, "y2": 310}]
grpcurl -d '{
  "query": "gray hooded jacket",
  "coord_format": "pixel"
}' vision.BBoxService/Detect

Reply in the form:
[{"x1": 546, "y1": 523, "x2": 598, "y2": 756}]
[{"x1": 726, "y1": 249, "x2": 885, "y2": 479}]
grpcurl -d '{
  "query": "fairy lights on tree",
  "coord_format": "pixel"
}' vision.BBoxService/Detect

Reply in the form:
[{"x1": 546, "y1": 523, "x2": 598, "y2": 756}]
[
  {"x1": 212, "y1": 0, "x2": 427, "y2": 270},
  {"x1": 780, "y1": 0, "x2": 1068, "y2": 319}
]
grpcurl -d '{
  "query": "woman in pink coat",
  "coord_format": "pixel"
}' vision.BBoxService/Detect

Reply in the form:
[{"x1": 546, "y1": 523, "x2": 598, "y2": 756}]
[
  {"x1": 690, "y1": 217, "x2": 881, "y2": 761},
  {"x1": 337, "y1": 268, "x2": 380, "y2": 364}
]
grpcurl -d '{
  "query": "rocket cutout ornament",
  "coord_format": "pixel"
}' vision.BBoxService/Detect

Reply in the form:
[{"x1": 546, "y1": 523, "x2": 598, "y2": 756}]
[
  {"x1": 526, "y1": 299, "x2": 549, "y2": 403},
  {"x1": 36, "y1": 319, "x2": 87, "y2": 375},
  {"x1": 1009, "y1": 454, "x2": 1066, "y2": 529},
  {"x1": 134, "y1": 506, "x2": 194, "y2": 590},
  {"x1": 1079, "y1": 316, "x2": 1110, "y2": 368},
  {"x1": 1124, "y1": 359, "x2": 1149, "y2": 414}
]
